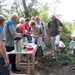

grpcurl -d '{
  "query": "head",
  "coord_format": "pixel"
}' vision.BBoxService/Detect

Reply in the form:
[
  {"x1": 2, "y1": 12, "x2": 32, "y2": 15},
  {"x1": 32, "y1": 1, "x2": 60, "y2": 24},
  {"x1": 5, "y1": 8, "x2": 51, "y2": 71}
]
[
  {"x1": 51, "y1": 15, "x2": 56, "y2": 21},
  {"x1": 10, "y1": 14, "x2": 18, "y2": 24},
  {"x1": 0, "y1": 15, "x2": 6, "y2": 28},
  {"x1": 31, "y1": 16, "x2": 35, "y2": 21},
  {"x1": 35, "y1": 16, "x2": 40, "y2": 24},
  {"x1": 19, "y1": 17, "x2": 25, "y2": 24},
  {"x1": 25, "y1": 18, "x2": 30, "y2": 25},
  {"x1": 29, "y1": 20, "x2": 36, "y2": 29}
]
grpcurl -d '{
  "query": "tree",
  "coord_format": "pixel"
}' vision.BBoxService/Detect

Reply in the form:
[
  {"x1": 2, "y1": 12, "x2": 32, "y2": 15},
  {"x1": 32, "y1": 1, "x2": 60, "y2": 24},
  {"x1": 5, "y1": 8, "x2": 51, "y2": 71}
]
[
  {"x1": 0, "y1": 0, "x2": 62, "y2": 19},
  {"x1": 0, "y1": 0, "x2": 39, "y2": 18},
  {"x1": 10, "y1": 0, "x2": 39, "y2": 18},
  {"x1": 38, "y1": 4, "x2": 50, "y2": 26},
  {"x1": 0, "y1": 0, "x2": 9, "y2": 19},
  {"x1": 22, "y1": 0, "x2": 39, "y2": 17}
]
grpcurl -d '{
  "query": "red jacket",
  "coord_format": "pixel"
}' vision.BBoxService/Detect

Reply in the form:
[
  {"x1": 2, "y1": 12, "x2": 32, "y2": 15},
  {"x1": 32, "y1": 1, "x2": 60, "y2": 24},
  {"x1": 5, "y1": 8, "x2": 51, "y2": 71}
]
[{"x1": 18, "y1": 23, "x2": 30, "y2": 34}]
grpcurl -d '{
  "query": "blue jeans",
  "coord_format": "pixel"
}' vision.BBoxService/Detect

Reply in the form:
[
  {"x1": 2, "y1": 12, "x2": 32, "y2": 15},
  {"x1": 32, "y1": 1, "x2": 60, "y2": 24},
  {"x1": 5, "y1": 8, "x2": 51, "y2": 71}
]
[
  {"x1": 28, "y1": 35, "x2": 32, "y2": 43},
  {"x1": 0, "y1": 58, "x2": 10, "y2": 75}
]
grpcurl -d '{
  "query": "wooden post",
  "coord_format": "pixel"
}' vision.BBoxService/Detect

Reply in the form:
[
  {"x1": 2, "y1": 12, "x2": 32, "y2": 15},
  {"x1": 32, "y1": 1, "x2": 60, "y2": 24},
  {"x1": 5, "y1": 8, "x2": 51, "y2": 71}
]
[
  {"x1": 26, "y1": 54, "x2": 30, "y2": 75},
  {"x1": 32, "y1": 56, "x2": 35, "y2": 70},
  {"x1": 16, "y1": 54, "x2": 20, "y2": 67}
]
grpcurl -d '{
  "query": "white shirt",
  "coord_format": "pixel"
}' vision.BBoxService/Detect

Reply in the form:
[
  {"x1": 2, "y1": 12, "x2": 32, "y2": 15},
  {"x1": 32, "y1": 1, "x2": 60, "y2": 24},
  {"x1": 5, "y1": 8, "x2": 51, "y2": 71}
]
[{"x1": 36, "y1": 22, "x2": 47, "y2": 38}]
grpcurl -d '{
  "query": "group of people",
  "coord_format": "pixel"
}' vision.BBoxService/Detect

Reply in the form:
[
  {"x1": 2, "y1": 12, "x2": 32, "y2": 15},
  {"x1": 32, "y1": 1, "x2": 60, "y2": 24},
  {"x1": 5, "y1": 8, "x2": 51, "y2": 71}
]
[{"x1": 0, "y1": 14, "x2": 64, "y2": 75}]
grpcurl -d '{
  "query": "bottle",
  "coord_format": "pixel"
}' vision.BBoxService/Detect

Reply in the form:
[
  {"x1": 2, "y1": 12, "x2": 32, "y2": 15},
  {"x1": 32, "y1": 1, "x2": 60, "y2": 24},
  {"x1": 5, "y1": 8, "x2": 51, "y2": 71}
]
[{"x1": 25, "y1": 38, "x2": 29, "y2": 46}]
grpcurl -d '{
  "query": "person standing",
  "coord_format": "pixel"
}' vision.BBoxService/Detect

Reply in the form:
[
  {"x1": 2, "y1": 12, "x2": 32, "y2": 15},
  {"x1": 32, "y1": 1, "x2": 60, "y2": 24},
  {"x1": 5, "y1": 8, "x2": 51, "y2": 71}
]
[
  {"x1": 4, "y1": 14, "x2": 22, "y2": 72},
  {"x1": 0, "y1": 15, "x2": 10, "y2": 75},
  {"x1": 48, "y1": 15, "x2": 64, "y2": 57},
  {"x1": 18, "y1": 18, "x2": 30, "y2": 34},
  {"x1": 35, "y1": 16, "x2": 47, "y2": 41},
  {"x1": 16, "y1": 17, "x2": 25, "y2": 33},
  {"x1": 18, "y1": 18, "x2": 31, "y2": 42},
  {"x1": 16, "y1": 17, "x2": 25, "y2": 28},
  {"x1": 29, "y1": 20, "x2": 45, "y2": 59}
]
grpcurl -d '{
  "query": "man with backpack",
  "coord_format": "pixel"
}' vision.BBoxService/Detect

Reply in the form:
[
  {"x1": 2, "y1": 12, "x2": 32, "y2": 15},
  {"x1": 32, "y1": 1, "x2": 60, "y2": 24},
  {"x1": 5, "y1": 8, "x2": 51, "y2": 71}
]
[
  {"x1": 35, "y1": 16, "x2": 47, "y2": 41},
  {"x1": 48, "y1": 15, "x2": 64, "y2": 57}
]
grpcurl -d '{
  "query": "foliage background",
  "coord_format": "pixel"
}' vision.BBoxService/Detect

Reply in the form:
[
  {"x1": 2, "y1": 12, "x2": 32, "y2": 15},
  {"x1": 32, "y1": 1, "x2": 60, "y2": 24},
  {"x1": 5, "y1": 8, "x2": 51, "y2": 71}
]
[{"x1": 1, "y1": 0, "x2": 75, "y2": 65}]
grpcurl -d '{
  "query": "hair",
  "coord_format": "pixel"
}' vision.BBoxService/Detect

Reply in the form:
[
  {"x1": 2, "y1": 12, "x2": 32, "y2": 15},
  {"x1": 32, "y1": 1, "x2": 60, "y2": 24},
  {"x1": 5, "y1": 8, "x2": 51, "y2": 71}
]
[
  {"x1": 25, "y1": 18, "x2": 30, "y2": 22},
  {"x1": 10, "y1": 14, "x2": 18, "y2": 19},
  {"x1": 19, "y1": 17, "x2": 25, "y2": 23},
  {"x1": 0, "y1": 15, "x2": 6, "y2": 25},
  {"x1": 51, "y1": 14, "x2": 56, "y2": 18},
  {"x1": 31, "y1": 16, "x2": 35, "y2": 20},
  {"x1": 35, "y1": 16, "x2": 40, "y2": 19},
  {"x1": 29, "y1": 20, "x2": 36, "y2": 27}
]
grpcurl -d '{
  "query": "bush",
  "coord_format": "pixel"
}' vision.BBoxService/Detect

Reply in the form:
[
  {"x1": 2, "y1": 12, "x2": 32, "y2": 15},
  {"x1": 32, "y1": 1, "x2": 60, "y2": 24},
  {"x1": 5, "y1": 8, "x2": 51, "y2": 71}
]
[
  {"x1": 56, "y1": 51, "x2": 74, "y2": 65},
  {"x1": 44, "y1": 21, "x2": 75, "y2": 66},
  {"x1": 56, "y1": 22, "x2": 75, "y2": 65}
]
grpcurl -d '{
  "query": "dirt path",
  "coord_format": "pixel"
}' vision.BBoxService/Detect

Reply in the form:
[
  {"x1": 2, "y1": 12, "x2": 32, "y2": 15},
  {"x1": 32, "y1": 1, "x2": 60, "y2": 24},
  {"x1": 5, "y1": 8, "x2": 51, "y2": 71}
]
[
  {"x1": 12, "y1": 50, "x2": 75, "y2": 75},
  {"x1": 13, "y1": 62, "x2": 75, "y2": 75}
]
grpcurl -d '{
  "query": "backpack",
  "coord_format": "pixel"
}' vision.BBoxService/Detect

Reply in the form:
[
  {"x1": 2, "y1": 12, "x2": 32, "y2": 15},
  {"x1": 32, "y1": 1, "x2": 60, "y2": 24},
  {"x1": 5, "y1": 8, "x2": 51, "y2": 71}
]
[
  {"x1": 41, "y1": 22, "x2": 45, "y2": 30},
  {"x1": 41, "y1": 22, "x2": 47, "y2": 38}
]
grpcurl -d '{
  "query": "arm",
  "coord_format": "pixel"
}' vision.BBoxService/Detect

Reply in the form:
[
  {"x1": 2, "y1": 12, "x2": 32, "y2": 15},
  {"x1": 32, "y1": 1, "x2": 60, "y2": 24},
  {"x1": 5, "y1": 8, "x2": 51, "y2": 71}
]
[
  {"x1": 24, "y1": 25, "x2": 30, "y2": 34},
  {"x1": 57, "y1": 22, "x2": 64, "y2": 32},
  {"x1": 31, "y1": 31, "x2": 44, "y2": 38},
  {"x1": 0, "y1": 40, "x2": 9, "y2": 67},
  {"x1": 9, "y1": 25, "x2": 22, "y2": 36},
  {"x1": 61, "y1": 25, "x2": 64, "y2": 30},
  {"x1": 48, "y1": 22, "x2": 51, "y2": 41},
  {"x1": 60, "y1": 22, "x2": 64, "y2": 30},
  {"x1": 30, "y1": 30, "x2": 36, "y2": 38},
  {"x1": 48, "y1": 28, "x2": 50, "y2": 38},
  {"x1": 48, "y1": 28, "x2": 50, "y2": 41},
  {"x1": 12, "y1": 33, "x2": 22, "y2": 36},
  {"x1": 38, "y1": 28, "x2": 44, "y2": 37}
]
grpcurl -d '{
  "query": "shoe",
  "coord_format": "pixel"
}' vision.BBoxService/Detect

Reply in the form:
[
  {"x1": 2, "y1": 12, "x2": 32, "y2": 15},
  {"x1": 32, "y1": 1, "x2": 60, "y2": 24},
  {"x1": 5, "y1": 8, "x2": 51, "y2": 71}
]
[
  {"x1": 35, "y1": 61, "x2": 38, "y2": 64},
  {"x1": 12, "y1": 68, "x2": 21, "y2": 72}
]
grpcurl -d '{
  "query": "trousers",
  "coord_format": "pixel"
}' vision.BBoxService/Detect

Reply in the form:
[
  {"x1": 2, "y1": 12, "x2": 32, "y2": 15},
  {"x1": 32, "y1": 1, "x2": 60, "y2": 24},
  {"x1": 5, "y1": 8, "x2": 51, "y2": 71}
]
[
  {"x1": 0, "y1": 58, "x2": 10, "y2": 75},
  {"x1": 51, "y1": 35, "x2": 60, "y2": 50},
  {"x1": 5, "y1": 46, "x2": 16, "y2": 70}
]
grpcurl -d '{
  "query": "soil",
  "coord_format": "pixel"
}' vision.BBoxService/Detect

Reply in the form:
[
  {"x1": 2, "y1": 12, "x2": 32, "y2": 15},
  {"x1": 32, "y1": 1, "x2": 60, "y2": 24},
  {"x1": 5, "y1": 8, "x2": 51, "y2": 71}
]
[{"x1": 12, "y1": 50, "x2": 75, "y2": 75}]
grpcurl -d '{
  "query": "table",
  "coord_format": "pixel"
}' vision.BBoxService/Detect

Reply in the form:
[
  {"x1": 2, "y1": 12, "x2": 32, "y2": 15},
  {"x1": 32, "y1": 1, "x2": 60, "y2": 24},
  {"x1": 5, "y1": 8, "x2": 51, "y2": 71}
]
[{"x1": 7, "y1": 44, "x2": 38, "y2": 75}]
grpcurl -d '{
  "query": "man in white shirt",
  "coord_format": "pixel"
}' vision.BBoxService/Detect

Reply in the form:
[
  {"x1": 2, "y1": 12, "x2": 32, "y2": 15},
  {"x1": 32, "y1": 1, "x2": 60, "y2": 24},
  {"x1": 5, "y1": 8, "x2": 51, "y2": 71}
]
[{"x1": 35, "y1": 16, "x2": 47, "y2": 41}]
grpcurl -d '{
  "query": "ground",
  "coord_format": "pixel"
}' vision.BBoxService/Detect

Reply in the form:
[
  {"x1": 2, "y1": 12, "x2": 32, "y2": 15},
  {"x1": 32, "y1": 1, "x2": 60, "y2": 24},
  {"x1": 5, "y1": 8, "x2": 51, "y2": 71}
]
[{"x1": 12, "y1": 50, "x2": 75, "y2": 75}]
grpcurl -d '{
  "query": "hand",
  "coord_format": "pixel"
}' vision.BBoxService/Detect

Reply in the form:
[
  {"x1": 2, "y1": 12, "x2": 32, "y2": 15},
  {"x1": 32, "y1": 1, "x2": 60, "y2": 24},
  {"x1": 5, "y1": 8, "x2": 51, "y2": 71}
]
[
  {"x1": 17, "y1": 33, "x2": 22, "y2": 36},
  {"x1": 36, "y1": 35, "x2": 40, "y2": 38},
  {"x1": 31, "y1": 34, "x2": 35, "y2": 38},
  {"x1": 48, "y1": 36, "x2": 51, "y2": 41},
  {"x1": 4, "y1": 59, "x2": 9, "y2": 67},
  {"x1": 37, "y1": 35, "x2": 42, "y2": 38},
  {"x1": 24, "y1": 30, "x2": 28, "y2": 34},
  {"x1": 34, "y1": 35, "x2": 38, "y2": 38},
  {"x1": 57, "y1": 28, "x2": 62, "y2": 32},
  {"x1": 25, "y1": 30, "x2": 27, "y2": 33}
]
